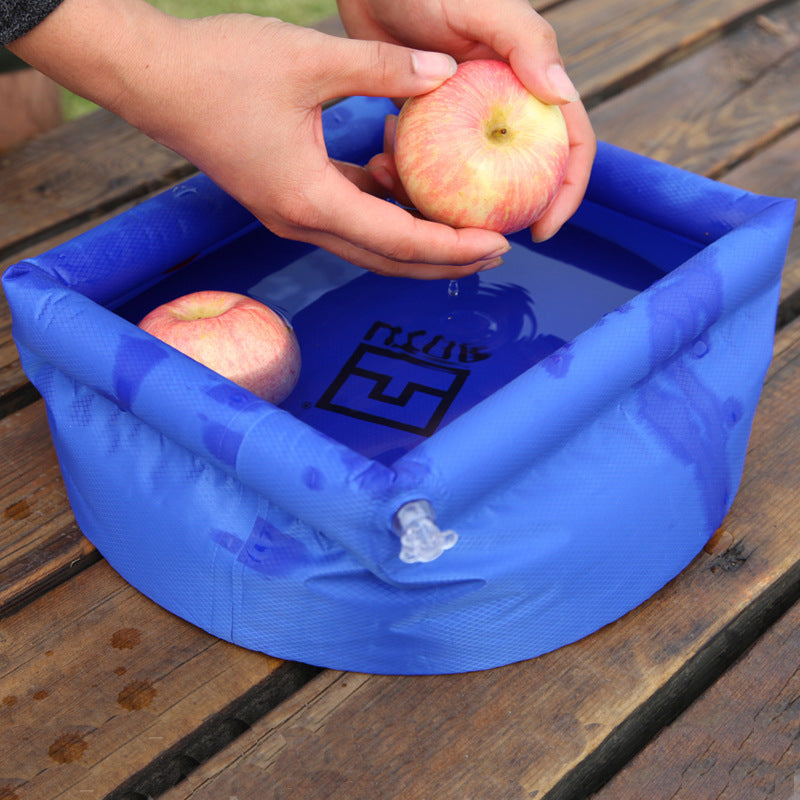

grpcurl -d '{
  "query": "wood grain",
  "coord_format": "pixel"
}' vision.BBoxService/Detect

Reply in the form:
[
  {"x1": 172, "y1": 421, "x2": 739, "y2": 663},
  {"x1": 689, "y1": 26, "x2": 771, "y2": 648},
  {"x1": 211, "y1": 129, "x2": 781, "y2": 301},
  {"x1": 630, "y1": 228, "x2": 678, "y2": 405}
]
[
  {"x1": 153, "y1": 317, "x2": 800, "y2": 800},
  {"x1": 722, "y1": 127, "x2": 800, "y2": 327},
  {"x1": 0, "y1": 288, "x2": 21, "y2": 401},
  {"x1": 0, "y1": 401, "x2": 93, "y2": 618},
  {"x1": 546, "y1": 0, "x2": 784, "y2": 103},
  {"x1": 0, "y1": 4, "x2": 797, "y2": 796},
  {"x1": 588, "y1": 3, "x2": 800, "y2": 176},
  {"x1": 591, "y1": 597, "x2": 800, "y2": 798},
  {"x1": 0, "y1": 558, "x2": 313, "y2": 799},
  {"x1": 0, "y1": 110, "x2": 192, "y2": 262}
]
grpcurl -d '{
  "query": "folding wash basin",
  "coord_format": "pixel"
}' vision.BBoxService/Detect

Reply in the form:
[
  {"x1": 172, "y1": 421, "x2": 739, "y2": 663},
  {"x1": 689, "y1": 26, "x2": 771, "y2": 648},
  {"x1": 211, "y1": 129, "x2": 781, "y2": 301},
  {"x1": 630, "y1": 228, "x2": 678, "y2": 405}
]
[{"x1": 3, "y1": 96, "x2": 795, "y2": 674}]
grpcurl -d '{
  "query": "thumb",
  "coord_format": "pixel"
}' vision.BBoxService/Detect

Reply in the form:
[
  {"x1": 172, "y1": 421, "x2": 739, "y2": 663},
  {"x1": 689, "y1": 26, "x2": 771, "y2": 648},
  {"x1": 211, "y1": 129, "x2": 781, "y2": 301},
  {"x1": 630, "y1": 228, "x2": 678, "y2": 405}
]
[
  {"x1": 472, "y1": 1, "x2": 580, "y2": 105},
  {"x1": 309, "y1": 36, "x2": 458, "y2": 103}
]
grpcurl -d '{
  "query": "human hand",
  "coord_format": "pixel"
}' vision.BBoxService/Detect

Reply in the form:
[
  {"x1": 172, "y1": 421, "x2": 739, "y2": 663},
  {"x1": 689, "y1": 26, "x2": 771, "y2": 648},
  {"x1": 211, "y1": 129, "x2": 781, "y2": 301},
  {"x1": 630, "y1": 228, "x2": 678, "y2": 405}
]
[
  {"x1": 11, "y1": 0, "x2": 511, "y2": 279},
  {"x1": 338, "y1": 0, "x2": 596, "y2": 241},
  {"x1": 141, "y1": 15, "x2": 517, "y2": 279}
]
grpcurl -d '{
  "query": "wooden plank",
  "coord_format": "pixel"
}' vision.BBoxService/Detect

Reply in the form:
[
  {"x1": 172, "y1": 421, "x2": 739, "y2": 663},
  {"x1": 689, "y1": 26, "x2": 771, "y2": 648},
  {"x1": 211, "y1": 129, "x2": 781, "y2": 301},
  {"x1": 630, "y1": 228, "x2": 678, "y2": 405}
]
[
  {"x1": 722, "y1": 127, "x2": 800, "y2": 326},
  {"x1": 547, "y1": 0, "x2": 784, "y2": 104},
  {"x1": 590, "y1": 595, "x2": 800, "y2": 798},
  {"x1": 588, "y1": 3, "x2": 800, "y2": 176},
  {"x1": 0, "y1": 400, "x2": 94, "y2": 618},
  {"x1": 589, "y1": 3, "x2": 800, "y2": 310},
  {"x1": 0, "y1": 109, "x2": 193, "y2": 263},
  {"x1": 0, "y1": 288, "x2": 22, "y2": 401},
  {"x1": 158, "y1": 316, "x2": 800, "y2": 799},
  {"x1": 0, "y1": 182, "x2": 188, "y2": 405},
  {"x1": 0, "y1": 557, "x2": 317, "y2": 799},
  {"x1": 0, "y1": 113, "x2": 191, "y2": 402}
]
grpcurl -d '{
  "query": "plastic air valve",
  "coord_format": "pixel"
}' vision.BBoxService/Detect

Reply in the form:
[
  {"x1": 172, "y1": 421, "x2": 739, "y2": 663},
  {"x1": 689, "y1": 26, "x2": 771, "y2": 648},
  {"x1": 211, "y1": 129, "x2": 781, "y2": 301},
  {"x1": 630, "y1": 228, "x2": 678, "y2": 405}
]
[{"x1": 392, "y1": 499, "x2": 458, "y2": 564}]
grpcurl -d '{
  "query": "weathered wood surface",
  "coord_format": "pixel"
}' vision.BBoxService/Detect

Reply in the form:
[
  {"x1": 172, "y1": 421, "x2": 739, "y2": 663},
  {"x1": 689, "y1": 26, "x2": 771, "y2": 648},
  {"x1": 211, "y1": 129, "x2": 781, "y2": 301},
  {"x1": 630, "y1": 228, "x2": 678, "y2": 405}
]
[
  {"x1": 587, "y1": 3, "x2": 800, "y2": 173},
  {"x1": 592, "y1": 592, "x2": 800, "y2": 798},
  {"x1": 588, "y1": 1, "x2": 800, "y2": 307},
  {"x1": 0, "y1": 0, "x2": 798, "y2": 797},
  {"x1": 0, "y1": 118, "x2": 193, "y2": 402},
  {"x1": 0, "y1": 111, "x2": 192, "y2": 265},
  {"x1": 722, "y1": 127, "x2": 800, "y2": 326},
  {"x1": 0, "y1": 558, "x2": 317, "y2": 799},
  {"x1": 0, "y1": 401, "x2": 91, "y2": 618},
  {"x1": 547, "y1": 0, "x2": 791, "y2": 104}
]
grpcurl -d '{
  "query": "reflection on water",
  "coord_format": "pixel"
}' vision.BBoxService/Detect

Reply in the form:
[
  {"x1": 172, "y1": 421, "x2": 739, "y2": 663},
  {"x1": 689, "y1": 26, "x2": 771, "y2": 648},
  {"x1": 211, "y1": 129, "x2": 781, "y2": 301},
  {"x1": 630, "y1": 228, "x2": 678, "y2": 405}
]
[
  {"x1": 252, "y1": 228, "x2": 668, "y2": 463},
  {"x1": 114, "y1": 217, "x2": 697, "y2": 465}
]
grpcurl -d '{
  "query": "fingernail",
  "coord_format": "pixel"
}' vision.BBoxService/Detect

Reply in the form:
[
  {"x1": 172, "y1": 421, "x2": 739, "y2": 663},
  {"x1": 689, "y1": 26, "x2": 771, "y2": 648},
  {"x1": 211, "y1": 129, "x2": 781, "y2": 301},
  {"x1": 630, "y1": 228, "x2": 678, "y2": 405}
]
[
  {"x1": 478, "y1": 257, "x2": 504, "y2": 272},
  {"x1": 487, "y1": 242, "x2": 511, "y2": 259},
  {"x1": 546, "y1": 63, "x2": 579, "y2": 102},
  {"x1": 412, "y1": 51, "x2": 457, "y2": 82}
]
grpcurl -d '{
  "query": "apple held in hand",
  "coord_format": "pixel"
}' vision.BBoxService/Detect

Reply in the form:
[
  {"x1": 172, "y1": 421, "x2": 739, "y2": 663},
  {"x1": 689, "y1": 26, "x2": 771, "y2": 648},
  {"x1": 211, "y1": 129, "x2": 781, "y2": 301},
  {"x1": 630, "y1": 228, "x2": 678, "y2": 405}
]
[
  {"x1": 394, "y1": 59, "x2": 569, "y2": 234},
  {"x1": 138, "y1": 290, "x2": 300, "y2": 404}
]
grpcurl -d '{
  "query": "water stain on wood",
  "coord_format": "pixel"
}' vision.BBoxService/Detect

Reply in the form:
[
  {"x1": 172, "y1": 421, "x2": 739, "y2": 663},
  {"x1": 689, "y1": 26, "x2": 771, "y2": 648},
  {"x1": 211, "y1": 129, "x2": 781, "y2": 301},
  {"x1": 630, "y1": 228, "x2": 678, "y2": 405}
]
[
  {"x1": 3, "y1": 500, "x2": 30, "y2": 521},
  {"x1": 110, "y1": 627, "x2": 141, "y2": 650},
  {"x1": 710, "y1": 541, "x2": 749, "y2": 573},
  {"x1": 48, "y1": 732, "x2": 88, "y2": 764},
  {"x1": 2, "y1": 696, "x2": 16, "y2": 708},
  {"x1": 0, "y1": 785, "x2": 21, "y2": 800},
  {"x1": 114, "y1": 666, "x2": 127, "y2": 676},
  {"x1": 32, "y1": 690, "x2": 48, "y2": 701},
  {"x1": 117, "y1": 680, "x2": 157, "y2": 711}
]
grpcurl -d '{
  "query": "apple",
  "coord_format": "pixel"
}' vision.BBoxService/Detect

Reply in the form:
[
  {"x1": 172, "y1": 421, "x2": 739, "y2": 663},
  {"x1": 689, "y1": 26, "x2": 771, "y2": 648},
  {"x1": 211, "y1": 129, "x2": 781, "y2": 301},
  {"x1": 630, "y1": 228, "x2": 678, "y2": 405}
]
[
  {"x1": 138, "y1": 290, "x2": 301, "y2": 404},
  {"x1": 394, "y1": 59, "x2": 569, "y2": 234}
]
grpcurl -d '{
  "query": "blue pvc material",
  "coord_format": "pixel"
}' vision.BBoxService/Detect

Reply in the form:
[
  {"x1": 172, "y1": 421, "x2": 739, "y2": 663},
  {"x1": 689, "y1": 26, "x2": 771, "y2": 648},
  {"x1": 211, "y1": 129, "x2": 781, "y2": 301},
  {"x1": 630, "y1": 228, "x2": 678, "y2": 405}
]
[{"x1": 3, "y1": 95, "x2": 796, "y2": 674}]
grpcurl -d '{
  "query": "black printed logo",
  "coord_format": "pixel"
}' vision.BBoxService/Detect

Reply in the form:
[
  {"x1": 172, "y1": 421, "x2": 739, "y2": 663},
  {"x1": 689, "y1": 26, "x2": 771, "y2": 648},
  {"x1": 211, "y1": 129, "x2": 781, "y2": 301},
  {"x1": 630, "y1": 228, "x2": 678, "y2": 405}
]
[{"x1": 317, "y1": 340, "x2": 471, "y2": 436}]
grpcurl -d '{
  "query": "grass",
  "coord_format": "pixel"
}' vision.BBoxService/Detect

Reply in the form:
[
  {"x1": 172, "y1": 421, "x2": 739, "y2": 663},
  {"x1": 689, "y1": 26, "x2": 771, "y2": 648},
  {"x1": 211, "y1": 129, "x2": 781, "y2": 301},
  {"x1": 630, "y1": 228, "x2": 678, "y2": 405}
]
[{"x1": 62, "y1": 0, "x2": 338, "y2": 118}]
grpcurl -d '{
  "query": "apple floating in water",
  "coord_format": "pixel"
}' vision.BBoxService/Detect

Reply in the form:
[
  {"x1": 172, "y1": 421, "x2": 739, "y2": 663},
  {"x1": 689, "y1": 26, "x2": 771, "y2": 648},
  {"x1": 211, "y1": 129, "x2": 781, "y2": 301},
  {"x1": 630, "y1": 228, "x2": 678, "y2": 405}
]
[
  {"x1": 394, "y1": 59, "x2": 569, "y2": 234},
  {"x1": 138, "y1": 290, "x2": 301, "y2": 404}
]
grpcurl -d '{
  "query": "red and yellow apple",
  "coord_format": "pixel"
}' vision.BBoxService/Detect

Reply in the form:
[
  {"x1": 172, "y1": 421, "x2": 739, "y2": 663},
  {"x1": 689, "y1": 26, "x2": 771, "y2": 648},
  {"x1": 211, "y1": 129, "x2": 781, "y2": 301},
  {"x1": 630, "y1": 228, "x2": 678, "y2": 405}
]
[
  {"x1": 394, "y1": 59, "x2": 569, "y2": 234},
  {"x1": 138, "y1": 290, "x2": 300, "y2": 404}
]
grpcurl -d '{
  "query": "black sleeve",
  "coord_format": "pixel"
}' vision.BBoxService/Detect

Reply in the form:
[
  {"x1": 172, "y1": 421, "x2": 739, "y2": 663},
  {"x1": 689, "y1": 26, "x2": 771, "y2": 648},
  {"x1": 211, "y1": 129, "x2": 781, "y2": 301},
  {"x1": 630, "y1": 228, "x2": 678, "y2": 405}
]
[{"x1": 1, "y1": 0, "x2": 66, "y2": 46}]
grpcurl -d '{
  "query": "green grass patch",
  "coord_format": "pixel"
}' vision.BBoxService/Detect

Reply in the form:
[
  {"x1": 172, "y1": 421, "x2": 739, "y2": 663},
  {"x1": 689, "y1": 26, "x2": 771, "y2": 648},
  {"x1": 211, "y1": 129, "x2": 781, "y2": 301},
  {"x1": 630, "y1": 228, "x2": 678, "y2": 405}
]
[{"x1": 62, "y1": 0, "x2": 338, "y2": 118}]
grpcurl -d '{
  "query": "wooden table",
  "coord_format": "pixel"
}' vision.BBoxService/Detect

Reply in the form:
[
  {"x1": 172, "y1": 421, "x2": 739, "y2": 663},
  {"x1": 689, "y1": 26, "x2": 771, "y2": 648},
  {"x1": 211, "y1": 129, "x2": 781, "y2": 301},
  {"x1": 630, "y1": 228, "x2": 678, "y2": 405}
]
[{"x1": 1, "y1": 1, "x2": 799, "y2": 797}]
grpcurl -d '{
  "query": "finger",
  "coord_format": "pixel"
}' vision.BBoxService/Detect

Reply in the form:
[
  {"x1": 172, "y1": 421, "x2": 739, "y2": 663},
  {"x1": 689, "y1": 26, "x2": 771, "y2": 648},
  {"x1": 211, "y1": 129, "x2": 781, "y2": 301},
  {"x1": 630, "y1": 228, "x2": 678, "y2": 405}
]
[
  {"x1": 332, "y1": 159, "x2": 388, "y2": 197},
  {"x1": 292, "y1": 163, "x2": 510, "y2": 271},
  {"x1": 333, "y1": 152, "x2": 414, "y2": 210},
  {"x1": 300, "y1": 228, "x2": 506, "y2": 280},
  {"x1": 459, "y1": 0, "x2": 580, "y2": 105},
  {"x1": 365, "y1": 152, "x2": 417, "y2": 208},
  {"x1": 382, "y1": 113, "x2": 397, "y2": 155},
  {"x1": 337, "y1": 1, "x2": 405, "y2": 46},
  {"x1": 530, "y1": 101, "x2": 597, "y2": 242},
  {"x1": 307, "y1": 33, "x2": 458, "y2": 104},
  {"x1": 364, "y1": 115, "x2": 416, "y2": 206}
]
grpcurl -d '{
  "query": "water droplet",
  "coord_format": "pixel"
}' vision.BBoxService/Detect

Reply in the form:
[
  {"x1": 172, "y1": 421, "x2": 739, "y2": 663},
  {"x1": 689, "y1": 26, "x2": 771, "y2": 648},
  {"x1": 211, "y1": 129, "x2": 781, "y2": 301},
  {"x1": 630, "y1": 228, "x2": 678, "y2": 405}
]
[
  {"x1": 692, "y1": 339, "x2": 710, "y2": 358},
  {"x1": 447, "y1": 280, "x2": 459, "y2": 297}
]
